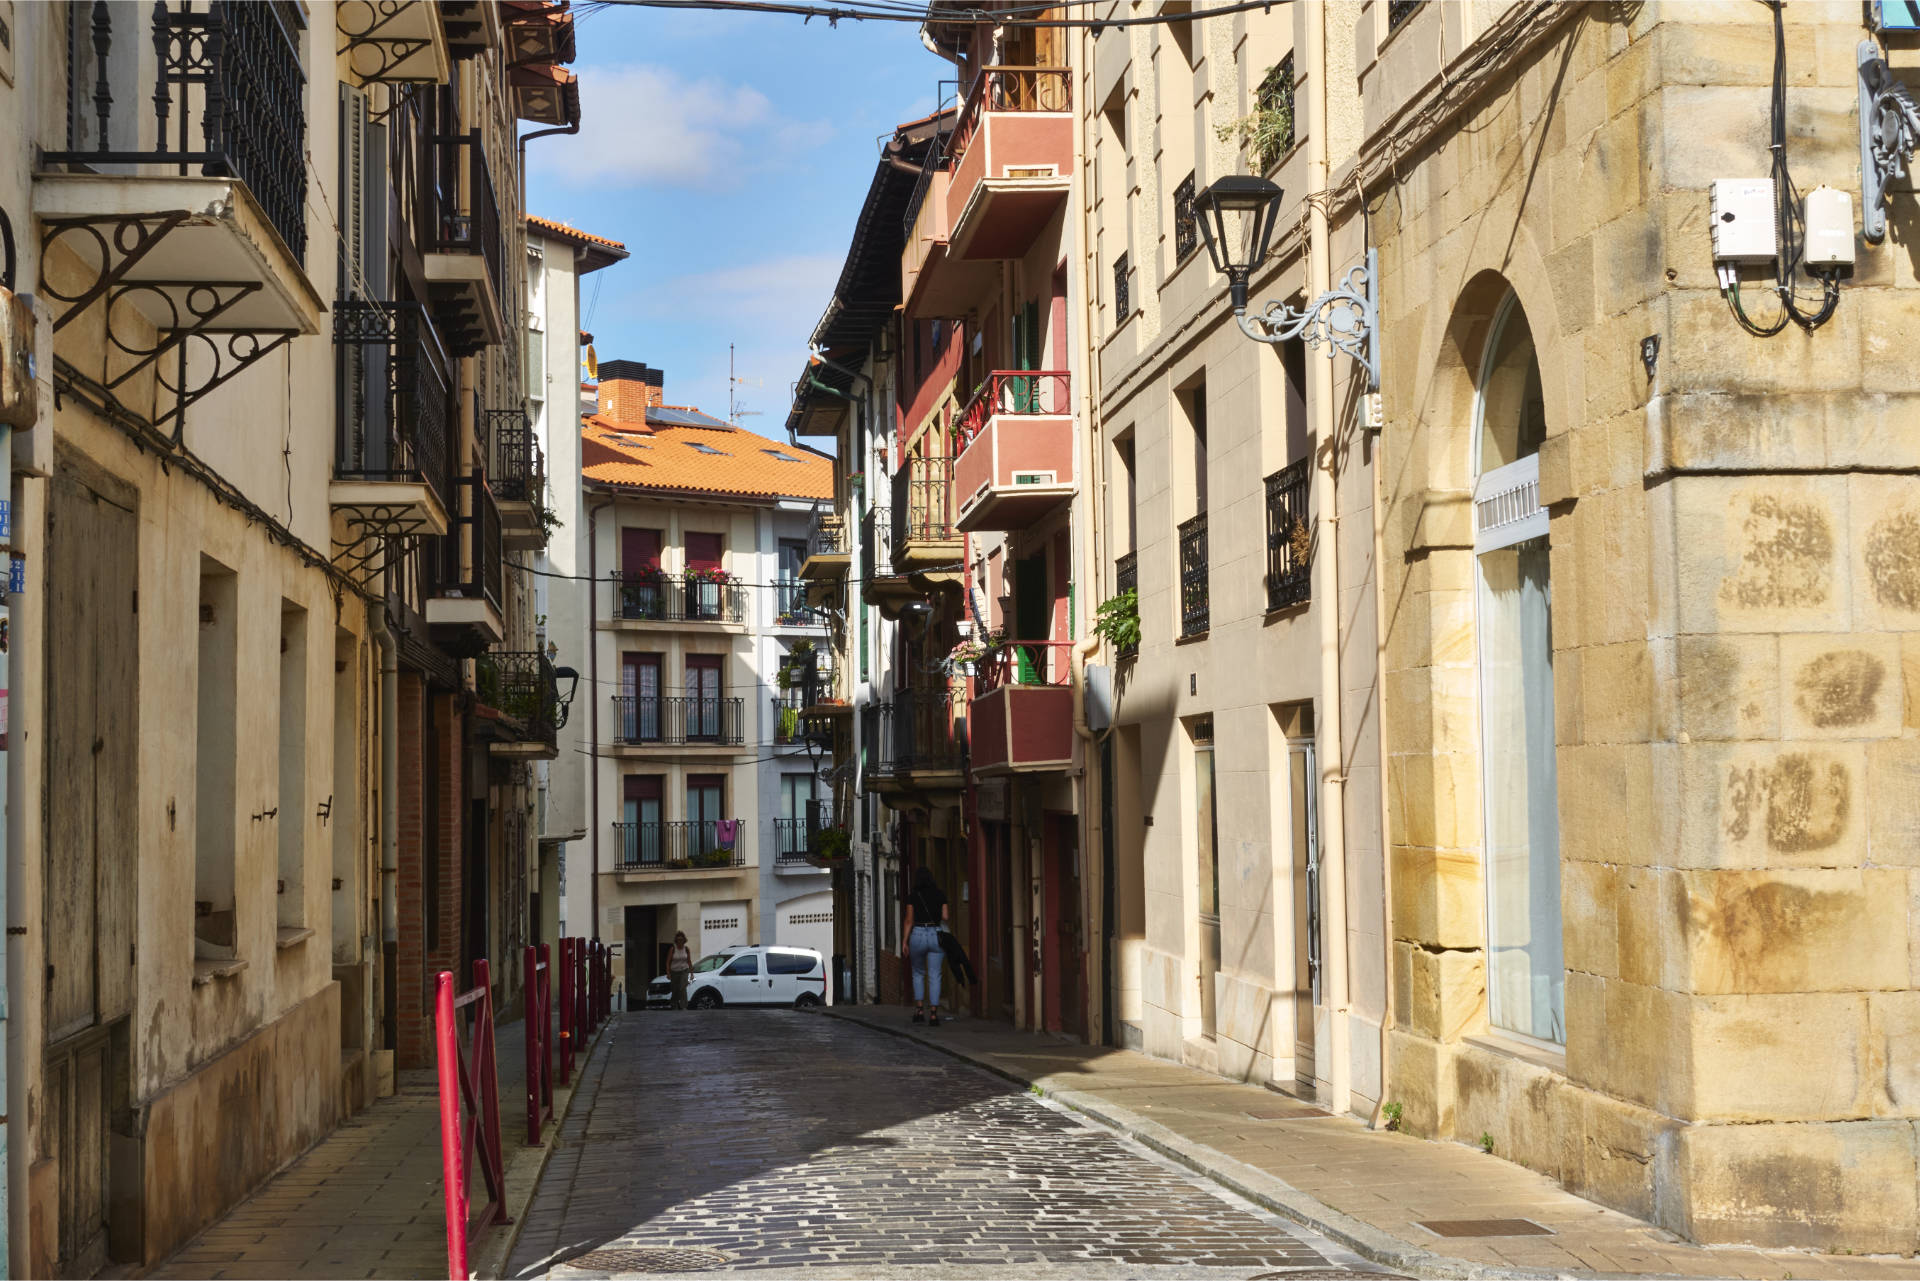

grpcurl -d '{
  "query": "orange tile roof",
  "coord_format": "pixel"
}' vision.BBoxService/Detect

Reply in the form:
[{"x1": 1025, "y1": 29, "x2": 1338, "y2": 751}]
[
  {"x1": 526, "y1": 214, "x2": 627, "y2": 252},
  {"x1": 582, "y1": 416, "x2": 833, "y2": 502}
]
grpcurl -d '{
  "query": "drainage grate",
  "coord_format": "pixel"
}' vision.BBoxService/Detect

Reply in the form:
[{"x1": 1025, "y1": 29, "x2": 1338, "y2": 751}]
[
  {"x1": 563, "y1": 1245, "x2": 733, "y2": 1273},
  {"x1": 1416, "y1": 1218, "x2": 1553, "y2": 1238}
]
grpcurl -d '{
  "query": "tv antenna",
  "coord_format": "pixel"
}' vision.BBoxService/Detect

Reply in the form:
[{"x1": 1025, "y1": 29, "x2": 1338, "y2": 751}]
[{"x1": 728, "y1": 343, "x2": 764, "y2": 428}]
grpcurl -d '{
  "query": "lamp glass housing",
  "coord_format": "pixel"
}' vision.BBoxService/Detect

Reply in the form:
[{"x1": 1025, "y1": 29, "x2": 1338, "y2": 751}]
[{"x1": 1193, "y1": 176, "x2": 1284, "y2": 298}]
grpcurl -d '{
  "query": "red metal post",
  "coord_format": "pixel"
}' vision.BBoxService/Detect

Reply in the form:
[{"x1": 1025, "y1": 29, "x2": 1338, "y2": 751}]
[
  {"x1": 524, "y1": 945, "x2": 541, "y2": 1145},
  {"x1": 538, "y1": 942, "x2": 553, "y2": 1108},
  {"x1": 557, "y1": 936, "x2": 574, "y2": 1085},
  {"x1": 434, "y1": 971, "x2": 468, "y2": 1281},
  {"x1": 574, "y1": 939, "x2": 587, "y2": 1037},
  {"x1": 472, "y1": 957, "x2": 505, "y2": 1208}
]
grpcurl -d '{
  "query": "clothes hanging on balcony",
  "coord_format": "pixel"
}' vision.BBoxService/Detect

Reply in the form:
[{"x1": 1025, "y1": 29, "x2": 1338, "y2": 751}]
[{"x1": 714, "y1": 818, "x2": 739, "y2": 850}]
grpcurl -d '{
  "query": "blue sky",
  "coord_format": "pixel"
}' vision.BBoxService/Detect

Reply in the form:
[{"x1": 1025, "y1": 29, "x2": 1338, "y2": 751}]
[{"x1": 526, "y1": 3, "x2": 950, "y2": 442}]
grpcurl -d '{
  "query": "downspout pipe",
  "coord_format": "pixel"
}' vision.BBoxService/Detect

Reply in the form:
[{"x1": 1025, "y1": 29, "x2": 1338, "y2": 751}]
[
  {"x1": 1303, "y1": 0, "x2": 1353, "y2": 1118},
  {"x1": 588, "y1": 494, "x2": 603, "y2": 942}
]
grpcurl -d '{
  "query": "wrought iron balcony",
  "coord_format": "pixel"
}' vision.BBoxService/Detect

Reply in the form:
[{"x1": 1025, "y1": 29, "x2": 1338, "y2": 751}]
[
  {"x1": 46, "y1": 1, "x2": 309, "y2": 259},
  {"x1": 334, "y1": 301, "x2": 453, "y2": 504},
  {"x1": 610, "y1": 695, "x2": 745, "y2": 747},
  {"x1": 953, "y1": 371, "x2": 1074, "y2": 532},
  {"x1": 421, "y1": 127, "x2": 506, "y2": 354},
  {"x1": 1179, "y1": 513, "x2": 1210, "y2": 638},
  {"x1": 1264, "y1": 460, "x2": 1311, "y2": 611},
  {"x1": 773, "y1": 818, "x2": 819, "y2": 866},
  {"x1": 891, "y1": 457, "x2": 960, "y2": 574},
  {"x1": 612, "y1": 821, "x2": 747, "y2": 873},
  {"x1": 425, "y1": 470, "x2": 505, "y2": 650},
  {"x1": 613, "y1": 572, "x2": 748, "y2": 624},
  {"x1": 486, "y1": 407, "x2": 546, "y2": 549},
  {"x1": 944, "y1": 66, "x2": 1072, "y2": 261},
  {"x1": 1115, "y1": 550, "x2": 1139, "y2": 658},
  {"x1": 771, "y1": 691, "x2": 812, "y2": 746},
  {"x1": 774, "y1": 580, "x2": 816, "y2": 626},
  {"x1": 970, "y1": 640, "x2": 1074, "y2": 775},
  {"x1": 863, "y1": 690, "x2": 964, "y2": 782},
  {"x1": 476, "y1": 650, "x2": 559, "y2": 755}
]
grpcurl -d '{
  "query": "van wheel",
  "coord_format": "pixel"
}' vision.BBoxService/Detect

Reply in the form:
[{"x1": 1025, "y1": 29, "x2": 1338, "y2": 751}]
[
  {"x1": 691, "y1": 988, "x2": 722, "y2": 1010},
  {"x1": 794, "y1": 992, "x2": 822, "y2": 1009}
]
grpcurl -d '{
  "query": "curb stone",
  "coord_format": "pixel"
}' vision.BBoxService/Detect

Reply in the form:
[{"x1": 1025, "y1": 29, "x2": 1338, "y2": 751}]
[{"x1": 823, "y1": 1007, "x2": 1683, "y2": 1281}]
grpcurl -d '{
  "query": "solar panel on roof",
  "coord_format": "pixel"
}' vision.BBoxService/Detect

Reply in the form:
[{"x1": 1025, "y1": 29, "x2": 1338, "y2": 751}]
[{"x1": 647, "y1": 407, "x2": 731, "y2": 428}]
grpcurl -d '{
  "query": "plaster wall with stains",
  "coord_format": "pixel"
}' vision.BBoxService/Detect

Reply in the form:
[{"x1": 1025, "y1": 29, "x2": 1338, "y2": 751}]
[{"x1": 1363, "y1": 0, "x2": 1920, "y2": 1252}]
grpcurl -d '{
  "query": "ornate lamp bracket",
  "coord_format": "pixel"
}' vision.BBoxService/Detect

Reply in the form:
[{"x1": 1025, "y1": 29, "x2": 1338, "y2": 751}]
[
  {"x1": 1860, "y1": 40, "x2": 1920, "y2": 244},
  {"x1": 1234, "y1": 247, "x2": 1379, "y2": 392}
]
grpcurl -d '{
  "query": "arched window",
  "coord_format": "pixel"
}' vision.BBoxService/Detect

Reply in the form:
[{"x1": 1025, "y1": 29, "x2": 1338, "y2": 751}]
[{"x1": 1473, "y1": 295, "x2": 1562, "y2": 1046}]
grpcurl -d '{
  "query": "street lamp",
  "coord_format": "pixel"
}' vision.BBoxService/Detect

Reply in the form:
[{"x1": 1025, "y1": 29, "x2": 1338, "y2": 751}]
[{"x1": 1193, "y1": 176, "x2": 1381, "y2": 391}]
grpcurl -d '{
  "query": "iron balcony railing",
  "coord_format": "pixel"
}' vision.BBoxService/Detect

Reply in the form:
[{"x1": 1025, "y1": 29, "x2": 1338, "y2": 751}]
[
  {"x1": 614, "y1": 572, "x2": 749, "y2": 624},
  {"x1": 976, "y1": 640, "x2": 1072, "y2": 691},
  {"x1": 48, "y1": 1, "x2": 308, "y2": 258},
  {"x1": 1115, "y1": 550, "x2": 1139, "y2": 658},
  {"x1": 333, "y1": 300, "x2": 453, "y2": 508},
  {"x1": 806, "y1": 511, "x2": 848, "y2": 559},
  {"x1": 861, "y1": 505, "x2": 897, "y2": 580},
  {"x1": 773, "y1": 817, "x2": 817, "y2": 865},
  {"x1": 774, "y1": 580, "x2": 814, "y2": 626},
  {"x1": 610, "y1": 695, "x2": 745, "y2": 747},
  {"x1": 955, "y1": 370, "x2": 1070, "y2": 445},
  {"x1": 863, "y1": 690, "x2": 963, "y2": 776},
  {"x1": 1265, "y1": 459, "x2": 1312, "y2": 611},
  {"x1": 892, "y1": 457, "x2": 957, "y2": 547},
  {"x1": 771, "y1": 690, "x2": 812, "y2": 746},
  {"x1": 612, "y1": 821, "x2": 746, "y2": 872},
  {"x1": 1179, "y1": 512, "x2": 1210, "y2": 637},
  {"x1": 427, "y1": 127, "x2": 506, "y2": 311},
  {"x1": 947, "y1": 65, "x2": 1071, "y2": 164},
  {"x1": 476, "y1": 650, "x2": 559, "y2": 747},
  {"x1": 486, "y1": 408, "x2": 542, "y2": 505},
  {"x1": 433, "y1": 470, "x2": 504, "y2": 614}
]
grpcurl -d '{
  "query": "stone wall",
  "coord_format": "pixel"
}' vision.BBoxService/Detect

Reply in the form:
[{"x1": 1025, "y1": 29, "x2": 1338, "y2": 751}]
[{"x1": 1372, "y1": 3, "x2": 1920, "y2": 1250}]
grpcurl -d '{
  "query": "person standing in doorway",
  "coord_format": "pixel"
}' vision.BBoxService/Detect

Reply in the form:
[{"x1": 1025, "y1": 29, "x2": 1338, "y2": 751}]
[
  {"x1": 902, "y1": 867, "x2": 950, "y2": 1026},
  {"x1": 668, "y1": 931, "x2": 693, "y2": 1009}
]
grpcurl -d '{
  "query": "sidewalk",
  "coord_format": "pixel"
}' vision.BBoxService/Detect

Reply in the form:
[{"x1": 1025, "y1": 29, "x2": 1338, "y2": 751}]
[
  {"x1": 827, "y1": 1004, "x2": 1920, "y2": 1281},
  {"x1": 150, "y1": 1012, "x2": 600, "y2": 1280}
]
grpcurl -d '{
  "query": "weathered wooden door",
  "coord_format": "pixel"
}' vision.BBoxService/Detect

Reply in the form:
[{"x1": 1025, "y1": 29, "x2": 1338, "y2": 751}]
[{"x1": 46, "y1": 464, "x2": 138, "y2": 1275}]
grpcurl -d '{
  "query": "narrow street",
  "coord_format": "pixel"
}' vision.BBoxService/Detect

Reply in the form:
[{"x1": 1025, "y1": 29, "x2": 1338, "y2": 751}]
[{"x1": 506, "y1": 1012, "x2": 1381, "y2": 1278}]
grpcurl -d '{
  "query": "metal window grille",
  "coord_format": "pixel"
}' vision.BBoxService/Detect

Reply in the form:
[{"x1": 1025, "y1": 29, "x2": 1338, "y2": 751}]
[
  {"x1": 1387, "y1": 0, "x2": 1424, "y2": 31},
  {"x1": 1114, "y1": 550, "x2": 1139, "y2": 658},
  {"x1": 1114, "y1": 253, "x2": 1131, "y2": 323},
  {"x1": 1173, "y1": 173, "x2": 1198, "y2": 262},
  {"x1": 1255, "y1": 55, "x2": 1296, "y2": 171},
  {"x1": 1178, "y1": 513, "x2": 1209, "y2": 637},
  {"x1": 1264, "y1": 460, "x2": 1312, "y2": 611}
]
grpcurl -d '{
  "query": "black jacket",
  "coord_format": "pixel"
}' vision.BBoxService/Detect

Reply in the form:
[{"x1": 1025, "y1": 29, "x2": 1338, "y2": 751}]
[{"x1": 938, "y1": 930, "x2": 977, "y2": 987}]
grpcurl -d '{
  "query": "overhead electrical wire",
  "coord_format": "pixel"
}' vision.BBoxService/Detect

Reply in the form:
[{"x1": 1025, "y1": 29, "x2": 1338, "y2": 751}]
[{"x1": 580, "y1": 0, "x2": 1295, "y2": 30}]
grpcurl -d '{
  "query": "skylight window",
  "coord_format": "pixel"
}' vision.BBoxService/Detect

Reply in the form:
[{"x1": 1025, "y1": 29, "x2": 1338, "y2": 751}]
[
  {"x1": 763, "y1": 449, "x2": 805, "y2": 463},
  {"x1": 686, "y1": 442, "x2": 728, "y2": 456}
]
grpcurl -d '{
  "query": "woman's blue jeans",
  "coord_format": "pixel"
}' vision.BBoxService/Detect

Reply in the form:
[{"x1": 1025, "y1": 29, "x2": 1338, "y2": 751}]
[{"x1": 909, "y1": 924, "x2": 943, "y2": 1007}]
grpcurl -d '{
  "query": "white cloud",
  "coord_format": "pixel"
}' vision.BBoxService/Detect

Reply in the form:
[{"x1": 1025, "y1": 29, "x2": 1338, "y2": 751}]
[{"x1": 534, "y1": 65, "x2": 825, "y2": 190}]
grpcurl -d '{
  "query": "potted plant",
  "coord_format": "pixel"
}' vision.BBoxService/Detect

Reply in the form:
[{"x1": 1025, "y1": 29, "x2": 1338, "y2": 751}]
[
  {"x1": 809, "y1": 826, "x2": 851, "y2": 861},
  {"x1": 1093, "y1": 587, "x2": 1141, "y2": 655}
]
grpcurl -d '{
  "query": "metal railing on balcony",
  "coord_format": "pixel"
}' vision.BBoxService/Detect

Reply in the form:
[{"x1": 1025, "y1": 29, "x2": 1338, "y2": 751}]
[
  {"x1": 861, "y1": 505, "x2": 897, "y2": 580},
  {"x1": 948, "y1": 66, "x2": 1071, "y2": 162},
  {"x1": 333, "y1": 300, "x2": 453, "y2": 507},
  {"x1": 612, "y1": 821, "x2": 747, "y2": 872},
  {"x1": 1265, "y1": 460, "x2": 1312, "y2": 611},
  {"x1": 434, "y1": 470, "x2": 504, "y2": 613},
  {"x1": 976, "y1": 640, "x2": 1072, "y2": 691},
  {"x1": 48, "y1": 1, "x2": 309, "y2": 258},
  {"x1": 1179, "y1": 513, "x2": 1210, "y2": 637},
  {"x1": 773, "y1": 818, "x2": 817, "y2": 865},
  {"x1": 771, "y1": 691, "x2": 811, "y2": 746},
  {"x1": 476, "y1": 650, "x2": 559, "y2": 747},
  {"x1": 610, "y1": 695, "x2": 745, "y2": 747},
  {"x1": 486, "y1": 408, "x2": 543, "y2": 505},
  {"x1": 427, "y1": 126, "x2": 505, "y2": 309},
  {"x1": 863, "y1": 690, "x2": 963, "y2": 777},
  {"x1": 956, "y1": 370, "x2": 1071, "y2": 447},
  {"x1": 614, "y1": 572, "x2": 748, "y2": 624},
  {"x1": 806, "y1": 510, "x2": 849, "y2": 560},
  {"x1": 1115, "y1": 550, "x2": 1139, "y2": 658},
  {"x1": 774, "y1": 580, "x2": 815, "y2": 626},
  {"x1": 892, "y1": 457, "x2": 957, "y2": 548}
]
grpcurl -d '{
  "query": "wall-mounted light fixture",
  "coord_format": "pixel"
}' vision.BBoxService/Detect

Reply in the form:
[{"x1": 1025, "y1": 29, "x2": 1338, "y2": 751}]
[{"x1": 1193, "y1": 176, "x2": 1380, "y2": 391}]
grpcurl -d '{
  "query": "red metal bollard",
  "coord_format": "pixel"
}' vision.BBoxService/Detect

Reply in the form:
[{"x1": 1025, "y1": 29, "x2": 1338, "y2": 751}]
[
  {"x1": 574, "y1": 938, "x2": 587, "y2": 1038},
  {"x1": 538, "y1": 942, "x2": 553, "y2": 1109},
  {"x1": 434, "y1": 972, "x2": 467, "y2": 1280},
  {"x1": 524, "y1": 945, "x2": 552, "y2": 1145},
  {"x1": 557, "y1": 937, "x2": 574, "y2": 1086}
]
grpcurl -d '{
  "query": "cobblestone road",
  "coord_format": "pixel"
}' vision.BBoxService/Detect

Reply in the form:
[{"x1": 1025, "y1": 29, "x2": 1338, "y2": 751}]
[{"x1": 508, "y1": 1012, "x2": 1385, "y2": 1279}]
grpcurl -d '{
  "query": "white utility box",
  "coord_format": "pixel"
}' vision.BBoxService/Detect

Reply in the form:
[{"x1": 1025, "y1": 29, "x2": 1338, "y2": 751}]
[
  {"x1": 1710, "y1": 179, "x2": 1777, "y2": 263},
  {"x1": 1803, "y1": 185, "x2": 1856, "y2": 270}
]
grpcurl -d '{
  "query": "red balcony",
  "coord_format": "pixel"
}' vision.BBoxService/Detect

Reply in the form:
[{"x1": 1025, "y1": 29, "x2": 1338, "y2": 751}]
[
  {"x1": 946, "y1": 67, "x2": 1073, "y2": 261},
  {"x1": 970, "y1": 641, "x2": 1075, "y2": 775},
  {"x1": 954, "y1": 371, "x2": 1074, "y2": 532}
]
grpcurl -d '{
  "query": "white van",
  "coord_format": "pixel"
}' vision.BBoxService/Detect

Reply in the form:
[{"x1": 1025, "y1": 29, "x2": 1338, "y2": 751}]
[{"x1": 646, "y1": 944, "x2": 828, "y2": 1009}]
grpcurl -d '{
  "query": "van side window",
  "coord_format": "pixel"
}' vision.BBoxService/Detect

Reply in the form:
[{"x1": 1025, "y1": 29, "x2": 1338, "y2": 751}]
[
  {"x1": 768, "y1": 952, "x2": 814, "y2": 974},
  {"x1": 722, "y1": 954, "x2": 759, "y2": 976}
]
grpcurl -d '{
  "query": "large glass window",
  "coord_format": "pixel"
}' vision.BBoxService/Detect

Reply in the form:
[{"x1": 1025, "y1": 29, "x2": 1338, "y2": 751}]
[{"x1": 1473, "y1": 297, "x2": 1562, "y2": 1045}]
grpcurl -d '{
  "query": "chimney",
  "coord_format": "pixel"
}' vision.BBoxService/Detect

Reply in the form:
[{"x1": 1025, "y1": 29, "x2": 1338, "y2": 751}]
[{"x1": 597, "y1": 359, "x2": 665, "y2": 421}]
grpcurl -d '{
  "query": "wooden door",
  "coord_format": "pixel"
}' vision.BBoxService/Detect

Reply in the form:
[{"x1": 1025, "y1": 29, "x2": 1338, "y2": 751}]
[{"x1": 47, "y1": 465, "x2": 138, "y2": 1275}]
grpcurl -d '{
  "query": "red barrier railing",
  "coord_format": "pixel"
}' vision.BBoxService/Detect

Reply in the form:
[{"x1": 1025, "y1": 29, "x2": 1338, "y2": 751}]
[
  {"x1": 524, "y1": 944, "x2": 553, "y2": 1144},
  {"x1": 557, "y1": 937, "x2": 575, "y2": 1085},
  {"x1": 435, "y1": 959, "x2": 507, "y2": 1281}
]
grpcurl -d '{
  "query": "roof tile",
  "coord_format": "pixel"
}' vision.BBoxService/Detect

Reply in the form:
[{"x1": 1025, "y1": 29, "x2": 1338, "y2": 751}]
[{"x1": 582, "y1": 417, "x2": 832, "y2": 501}]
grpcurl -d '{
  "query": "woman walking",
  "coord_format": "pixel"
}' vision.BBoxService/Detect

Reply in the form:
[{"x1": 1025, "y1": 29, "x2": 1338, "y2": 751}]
[
  {"x1": 901, "y1": 867, "x2": 950, "y2": 1025},
  {"x1": 668, "y1": 931, "x2": 694, "y2": 1009}
]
